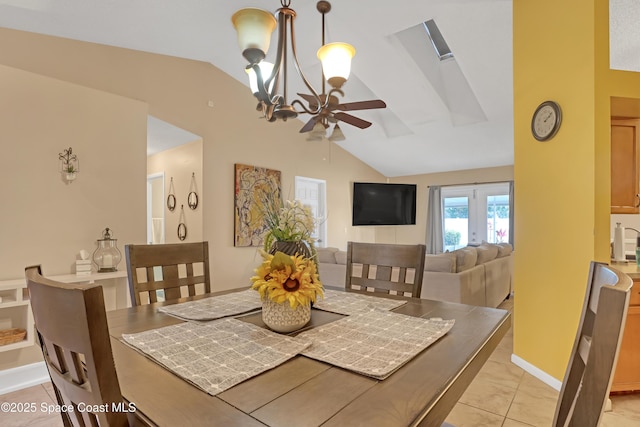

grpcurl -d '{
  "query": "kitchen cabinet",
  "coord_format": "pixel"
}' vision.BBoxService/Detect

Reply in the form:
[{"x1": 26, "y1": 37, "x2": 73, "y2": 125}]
[
  {"x1": 611, "y1": 118, "x2": 640, "y2": 214},
  {"x1": 611, "y1": 270, "x2": 640, "y2": 393}
]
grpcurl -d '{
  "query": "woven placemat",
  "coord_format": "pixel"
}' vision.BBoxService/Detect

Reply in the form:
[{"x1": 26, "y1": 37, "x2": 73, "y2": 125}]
[
  {"x1": 299, "y1": 310, "x2": 454, "y2": 379},
  {"x1": 313, "y1": 289, "x2": 407, "y2": 315},
  {"x1": 122, "y1": 318, "x2": 311, "y2": 395},
  {"x1": 158, "y1": 289, "x2": 262, "y2": 321}
]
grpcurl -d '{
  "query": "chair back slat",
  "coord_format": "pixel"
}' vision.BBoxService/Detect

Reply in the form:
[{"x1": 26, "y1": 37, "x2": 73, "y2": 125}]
[
  {"x1": 553, "y1": 261, "x2": 633, "y2": 427},
  {"x1": 345, "y1": 242, "x2": 426, "y2": 298},
  {"x1": 125, "y1": 242, "x2": 211, "y2": 306},
  {"x1": 25, "y1": 265, "x2": 130, "y2": 427}
]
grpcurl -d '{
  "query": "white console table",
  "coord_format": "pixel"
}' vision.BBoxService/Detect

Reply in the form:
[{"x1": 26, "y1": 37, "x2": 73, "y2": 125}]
[
  {"x1": 49, "y1": 270, "x2": 130, "y2": 312},
  {"x1": 0, "y1": 270, "x2": 130, "y2": 354}
]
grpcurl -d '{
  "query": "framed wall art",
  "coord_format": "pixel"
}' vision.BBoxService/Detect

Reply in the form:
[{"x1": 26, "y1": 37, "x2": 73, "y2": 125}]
[{"x1": 234, "y1": 164, "x2": 282, "y2": 247}]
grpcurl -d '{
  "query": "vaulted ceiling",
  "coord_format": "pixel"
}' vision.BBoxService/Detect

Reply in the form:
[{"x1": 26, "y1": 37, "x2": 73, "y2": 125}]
[{"x1": 0, "y1": 1, "x2": 637, "y2": 177}]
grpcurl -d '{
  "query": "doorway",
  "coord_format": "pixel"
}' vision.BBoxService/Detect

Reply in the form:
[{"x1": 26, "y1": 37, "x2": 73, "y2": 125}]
[
  {"x1": 295, "y1": 176, "x2": 327, "y2": 247},
  {"x1": 147, "y1": 172, "x2": 165, "y2": 244},
  {"x1": 441, "y1": 182, "x2": 511, "y2": 250},
  {"x1": 146, "y1": 115, "x2": 203, "y2": 244}
]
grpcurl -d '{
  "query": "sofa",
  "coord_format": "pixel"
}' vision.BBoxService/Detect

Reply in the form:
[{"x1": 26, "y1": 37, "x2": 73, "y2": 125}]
[{"x1": 316, "y1": 242, "x2": 513, "y2": 308}]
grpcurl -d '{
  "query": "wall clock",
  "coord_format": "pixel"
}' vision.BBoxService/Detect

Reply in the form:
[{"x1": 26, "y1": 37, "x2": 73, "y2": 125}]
[{"x1": 531, "y1": 100, "x2": 562, "y2": 141}]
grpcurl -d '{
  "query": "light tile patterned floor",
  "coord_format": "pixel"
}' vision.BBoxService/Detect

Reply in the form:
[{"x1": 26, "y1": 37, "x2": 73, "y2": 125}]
[
  {"x1": 1, "y1": 296, "x2": 639, "y2": 426},
  {"x1": 444, "y1": 297, "x2": 640, "y2": 427}
]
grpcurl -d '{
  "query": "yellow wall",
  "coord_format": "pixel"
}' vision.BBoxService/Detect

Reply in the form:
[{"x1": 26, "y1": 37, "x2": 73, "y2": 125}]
[{"x1": 514, "y1": 0, "x2": 640, "y2": 380}]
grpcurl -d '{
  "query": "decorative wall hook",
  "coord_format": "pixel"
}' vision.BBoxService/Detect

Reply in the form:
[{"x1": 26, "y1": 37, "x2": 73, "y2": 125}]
[
  {"x1": 188, "y1": 172, "x2": 199, "y2": 210},
  {"x1": 167, "y1": 177, "x2": 176, "y2": 211},
  {"x1": 59, "y1": 147, "x2": 79, "y2": 183},
  {"x1": 178, "y1": 205, "x2": 187, "y2": 241}
]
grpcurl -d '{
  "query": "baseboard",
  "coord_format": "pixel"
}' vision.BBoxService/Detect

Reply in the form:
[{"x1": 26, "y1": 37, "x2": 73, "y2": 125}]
[
  {"x1": 0, "y1": 362, "x2": 49, "y2": 395},
  {"x1": 511, "y1": 353, "x2": 562, "y2": 391}
]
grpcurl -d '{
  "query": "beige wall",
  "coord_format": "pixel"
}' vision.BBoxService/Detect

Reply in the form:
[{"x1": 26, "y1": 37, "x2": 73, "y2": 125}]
[
  {"x1": 0, "y1": 28, "x2": 384, "y2": 290},
  {"x1": 0, "y1": 28, "x2": 514, "y2": 375},
  {"x1": 0, "y1": 63, "x2": 148, "y2": 277},
  {"x1": 0, "y1": 64, "x2": 147, "y2": 370},
  {"x1": 147, "y1": 139, "x2": 204, "y2": 244}
]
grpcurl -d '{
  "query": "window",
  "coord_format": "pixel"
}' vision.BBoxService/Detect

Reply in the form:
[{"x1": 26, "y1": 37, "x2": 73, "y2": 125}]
[{"x1": 441, "y1": 183, "x2": 510, "y2": 250}]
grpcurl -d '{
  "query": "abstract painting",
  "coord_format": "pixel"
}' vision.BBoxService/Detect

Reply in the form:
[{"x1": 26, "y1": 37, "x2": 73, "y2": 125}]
[{"x1": 234, "y1": 164, "x2": 282, "y2": 247}]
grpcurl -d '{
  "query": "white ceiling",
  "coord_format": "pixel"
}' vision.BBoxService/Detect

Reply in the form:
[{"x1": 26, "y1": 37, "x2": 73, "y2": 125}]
[
  {"x1": 0, "y1": 0, "x2": 637, "y2": 177},
  {"x1": 146, "y1": 116, "x2": 200, "y2": 157}
]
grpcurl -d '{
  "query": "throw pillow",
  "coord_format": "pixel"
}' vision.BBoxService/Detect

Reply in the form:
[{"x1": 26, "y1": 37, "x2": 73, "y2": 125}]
[
  {"x1": 316, "y1": 247, "x2": 338, "y2": 263},
  {"x1": 476, "y1": 243, "x2": 499, "y2": 264},
  {"x1": 497, "y1": 242, "x2": 513, "y2": 257},
  {"x1": 455, "y1": 247, "x2": 478, "y2": 272},
  {"x1": 424, "y1": 253, "x2": 457, "y2": 273},
  {"x1": 335, "y1": 251, "x2": 347, "y2": 265}
]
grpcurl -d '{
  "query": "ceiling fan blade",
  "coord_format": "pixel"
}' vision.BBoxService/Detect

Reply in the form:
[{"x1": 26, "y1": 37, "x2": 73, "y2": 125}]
[
  {"x1": 334, "y1": 112, "x2": 372, "y2": 129},
  {"x1": 336, "y1": 100, "x2": 387, "y2": 111},
  {"x1": 297, "y1": 93, "x2": 320, "y2": 109},
  {"x1": 299, "y1": 116, "x2": 319, "y2": 133}
]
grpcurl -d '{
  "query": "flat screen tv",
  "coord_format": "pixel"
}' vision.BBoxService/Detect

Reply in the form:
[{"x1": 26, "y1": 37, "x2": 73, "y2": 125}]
[{"x1": 352, "y1": 182, "x2": 417, "y2": 226}]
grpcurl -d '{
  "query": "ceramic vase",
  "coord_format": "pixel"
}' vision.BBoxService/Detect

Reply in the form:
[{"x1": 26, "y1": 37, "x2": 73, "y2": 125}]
[{"x1": 261, "y1": 298, "x2": 311, "y2": 333}]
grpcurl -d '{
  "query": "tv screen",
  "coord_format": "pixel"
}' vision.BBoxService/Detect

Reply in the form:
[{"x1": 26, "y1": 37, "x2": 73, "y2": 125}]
[{"x1": 352, "y1": 182, "x2": 417, "y2": 226}]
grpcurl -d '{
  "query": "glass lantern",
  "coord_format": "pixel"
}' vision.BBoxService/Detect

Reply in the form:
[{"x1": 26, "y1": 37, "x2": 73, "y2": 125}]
[{"x1": 93, "y1": 228, "x2": 122, "y2": 273}]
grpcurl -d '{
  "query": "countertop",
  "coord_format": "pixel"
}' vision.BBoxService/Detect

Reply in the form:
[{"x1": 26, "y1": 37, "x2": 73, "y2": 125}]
[{"x1": 610, "y1": 261, "x2": 640, "y2": 279}]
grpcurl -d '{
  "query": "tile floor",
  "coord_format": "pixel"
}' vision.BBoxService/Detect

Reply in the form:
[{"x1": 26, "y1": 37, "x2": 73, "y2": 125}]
[
  {"x1": 1, "y1": 297, "x2": 639, "y2": 426},
  {"x1": 444, "y1": 297, "x2": 640, "y2": 426}
]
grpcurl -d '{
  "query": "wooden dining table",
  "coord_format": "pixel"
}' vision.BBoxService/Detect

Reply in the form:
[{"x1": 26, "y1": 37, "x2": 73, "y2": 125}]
[{"x1": 107, "y1": 288, "x2": 511, "y2": 427}]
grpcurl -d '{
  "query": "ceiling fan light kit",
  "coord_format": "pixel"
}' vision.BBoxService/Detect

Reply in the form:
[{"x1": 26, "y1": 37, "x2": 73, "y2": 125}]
[
  {"x1": 231, "y1": 8, "x2": 277, "y2": 65},
  {"x1": 317, "y1": 42, "x2": 355, "y2": 89},
  {"x1": 232, "y1": 0, "x2": 386, "y2": 139}
]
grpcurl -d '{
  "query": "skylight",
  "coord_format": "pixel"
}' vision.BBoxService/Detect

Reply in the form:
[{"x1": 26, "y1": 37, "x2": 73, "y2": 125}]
[{"x1": 423, "y1": 19, "x2": 453, "y2": 61}]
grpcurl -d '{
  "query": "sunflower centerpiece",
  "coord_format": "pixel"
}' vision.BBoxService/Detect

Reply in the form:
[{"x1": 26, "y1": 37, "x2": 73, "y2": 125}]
[{"x1": 251, "y1": 199, "x2": 324, "y2": 333}]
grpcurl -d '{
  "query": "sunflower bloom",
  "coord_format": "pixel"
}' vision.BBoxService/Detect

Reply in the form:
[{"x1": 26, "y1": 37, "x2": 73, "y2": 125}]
[{"x1": 250, "y1": 251, "x2": 323, "y2": 309}]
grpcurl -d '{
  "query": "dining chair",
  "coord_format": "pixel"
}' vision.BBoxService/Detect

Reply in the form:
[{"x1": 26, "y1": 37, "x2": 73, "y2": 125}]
[
  {"x1": 125, "y1": 241, "x2": 211, "y2": 306},
  {"x1": 553, "y1": 261, "x2": 633, "y2": 427},
  {"x1": 345, "y1": 241, "x2": 426, "y2": 298},
  {"x1": 25, "y1": 265, "x2": 138, "y2": 427}
]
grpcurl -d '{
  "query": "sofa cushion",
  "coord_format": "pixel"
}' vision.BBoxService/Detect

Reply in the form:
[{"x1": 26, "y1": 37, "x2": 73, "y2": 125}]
[
  {"x1": 476, "y1": 243, "x2": 499, "y2": 264},
  {"x1": 335, "y1": 251, "x2": 347, "y2": 265},
  {"x1": 455, "y1": 247, "x2": 478, "y2": 272},
  {"x1": 497, "y1": 242, "x2": 513, "y2": 257},
  {"x1": 425, "y1": 253, "x2": 457, "y2": 273},
  {"x1": 316, "y1": 247, "x2": 339, "y2": 264}
]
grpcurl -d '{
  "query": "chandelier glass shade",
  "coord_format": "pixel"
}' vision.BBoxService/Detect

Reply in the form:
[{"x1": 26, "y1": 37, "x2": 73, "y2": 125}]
[
  {"x1": 232, "y1": 0, "x2": 355, "y2": 123},
  {"x1": 245, "y1": 61, "x2": 275, "y2": 95},
  {"x1": 317, "y1": 42, "x2": 355, "y2": 89},
  {"x1": 231, "y1": 8, "x2": 277, "y2": 64}
]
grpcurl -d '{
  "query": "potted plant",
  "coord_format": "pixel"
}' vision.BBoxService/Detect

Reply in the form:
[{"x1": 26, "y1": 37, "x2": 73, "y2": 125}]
[
  {"x1": 250, "y1": 199, "x2": 323, "y2": 332},
  {"x1": 63, "y1": 165, "x2": 77, "y2": 182}
]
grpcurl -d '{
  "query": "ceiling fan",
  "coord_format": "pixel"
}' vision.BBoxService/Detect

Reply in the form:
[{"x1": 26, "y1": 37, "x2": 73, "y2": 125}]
[
  {"x1": 297, "y1": 1, "x2": 386, "y2": 140},
  {"x1": 298, "y1": 93, "x2": 387, "y2": 135}
]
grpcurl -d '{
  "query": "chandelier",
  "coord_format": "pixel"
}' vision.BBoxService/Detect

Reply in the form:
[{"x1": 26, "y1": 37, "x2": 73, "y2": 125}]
[{"x1": 232, "y1": 0, "x2": 386, "y2": 140}]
